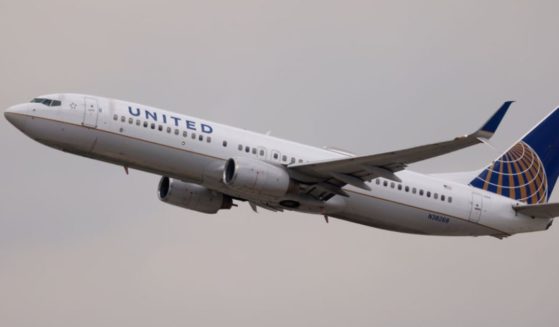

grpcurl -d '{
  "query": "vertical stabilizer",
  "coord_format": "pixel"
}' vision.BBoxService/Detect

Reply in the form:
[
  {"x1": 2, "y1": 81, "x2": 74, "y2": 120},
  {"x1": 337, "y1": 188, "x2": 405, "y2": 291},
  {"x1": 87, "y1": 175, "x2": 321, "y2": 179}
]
[{"x1": 470, "y1": 108, "x2": 559, "y2": 204}]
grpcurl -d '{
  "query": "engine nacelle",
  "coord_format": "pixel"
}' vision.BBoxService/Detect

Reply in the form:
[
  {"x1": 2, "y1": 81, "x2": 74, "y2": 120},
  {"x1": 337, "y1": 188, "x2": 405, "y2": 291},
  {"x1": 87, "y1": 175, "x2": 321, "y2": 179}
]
[
  {"x1": 158, "y1": 177, "x2": 233, "y2": 214},
  {"x1": 223, "y1": 157, "x2": 293, "y2": 197}
]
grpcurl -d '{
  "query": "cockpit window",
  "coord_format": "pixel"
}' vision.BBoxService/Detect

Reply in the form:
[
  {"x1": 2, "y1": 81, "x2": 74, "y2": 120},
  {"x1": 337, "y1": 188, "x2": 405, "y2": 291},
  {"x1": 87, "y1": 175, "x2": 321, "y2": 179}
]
[
  {"x1": 31, "y1": 98, "x2": 48, "y2": 105},
  {"x1": 30, "y1": 98, "x2": 61, "y2": 107},
  {"x1": 31, "y1": 98, "x2": 51, "y2": 105}
]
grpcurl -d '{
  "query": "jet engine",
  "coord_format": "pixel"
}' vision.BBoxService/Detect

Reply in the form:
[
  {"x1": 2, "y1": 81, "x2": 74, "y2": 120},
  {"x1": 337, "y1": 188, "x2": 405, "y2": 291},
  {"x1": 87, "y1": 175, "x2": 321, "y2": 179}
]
[
  {"x1": 158, "y1": 177, "x2": 233, "y2": 214},
  {"x1": 223, "y1": 157, "x2": 294, "y2": 197}
]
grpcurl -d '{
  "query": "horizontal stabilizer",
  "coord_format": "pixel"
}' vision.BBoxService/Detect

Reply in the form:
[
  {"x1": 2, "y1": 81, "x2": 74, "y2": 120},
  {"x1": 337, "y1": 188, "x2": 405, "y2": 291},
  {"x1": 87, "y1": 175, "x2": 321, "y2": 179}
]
[{"x1": 513, "y1": 203, "x2": 559, "y2": 219}]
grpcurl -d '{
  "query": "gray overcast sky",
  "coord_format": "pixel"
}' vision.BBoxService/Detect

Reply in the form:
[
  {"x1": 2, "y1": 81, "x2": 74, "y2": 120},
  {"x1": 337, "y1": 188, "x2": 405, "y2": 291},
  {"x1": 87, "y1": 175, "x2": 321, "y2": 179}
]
[{"x1": 2, "y1": 1, "x2": 559, "y2": 326}]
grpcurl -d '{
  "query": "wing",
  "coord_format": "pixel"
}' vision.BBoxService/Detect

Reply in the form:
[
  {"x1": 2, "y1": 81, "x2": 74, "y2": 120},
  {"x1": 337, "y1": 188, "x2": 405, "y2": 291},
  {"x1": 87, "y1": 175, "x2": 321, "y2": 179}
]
[
  {"x1": 288, "y1": 101, "x2": 513, "y2": 200},
  {"x1": 514, "y1": 203, "x2": 559, "y2": 219}
]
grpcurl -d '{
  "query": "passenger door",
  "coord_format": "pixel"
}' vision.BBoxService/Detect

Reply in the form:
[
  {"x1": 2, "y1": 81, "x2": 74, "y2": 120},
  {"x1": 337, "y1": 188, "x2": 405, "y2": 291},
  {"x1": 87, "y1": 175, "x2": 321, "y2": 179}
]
[
  {"x1": 83, "y1": 97, "x2": 99, "y2": 128},
  {"x1": 469, "y1": 193, "x2": 483, "y2": 222}
]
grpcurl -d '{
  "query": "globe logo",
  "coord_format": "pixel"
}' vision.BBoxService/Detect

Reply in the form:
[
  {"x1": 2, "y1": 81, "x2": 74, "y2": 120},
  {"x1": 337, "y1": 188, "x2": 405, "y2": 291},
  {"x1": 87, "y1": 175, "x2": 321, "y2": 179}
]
[{"x1": 473, "y1": 141, "x2": 548, "y2": 204}]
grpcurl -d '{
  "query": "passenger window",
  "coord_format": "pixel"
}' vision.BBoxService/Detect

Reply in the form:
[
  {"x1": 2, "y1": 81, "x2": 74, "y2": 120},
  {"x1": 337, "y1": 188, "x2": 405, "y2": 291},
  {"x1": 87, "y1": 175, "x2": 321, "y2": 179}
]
[
  {"x1": 245, "y1": 146, "x2": 250, "y2": 153},
  {"x1": 150, "y1": 123, "x2": 155, "y2": 129},
  {"x1": 412, "y1": 187, "x2": 417, "y2": 194},
  {"x1": 223, "y1": 140, "x2": 228, "y2": 147},
  {"x1": 273, "y1": 153, "x2": 279, "y2": 160},
  {"x1": 390, "y1": 182, "x2": 395, "y2": 188},
  {"x1": 136, "y1": 119, "x2": 141, "y2": 126},
  {"x1": 183, "y1": 131, "x2": 187, "y2": 137},
  {"x1": 448, "y1": 197, "x2": 453, "y2": 203},
  {"x1": 376, "y1": 179, "x2": 380, "y2": 185},
  {"x1": 434, "y1": 193, "x2": 438, "y2": 200},
  {"x1": 419, "y1": 189, "x2": 424, "y2": 196},
  {"x1": 158, "y1": 125, "x2": 163, "y2": 131},
  {"x1": 252, "y1": 148, "x2": 257, "y2": 155},
  {"x1": 207, "y1": 136, "x2": 211, "y2": 143},
  {"x1": 113, "y1": 114, "x2": 118, "y2": 121},
  {"x1": 128, "y1": 118, "x2": 133, "y2": 124},
  {"x1": 383, "y1": 181, "x2": 388, "y2": 187},
  {"x1": 238, "y1": 144, "x2": 243, "y2": 151},
  {"x1": 144, "y1": 121, "x2": 148, "y2": 128},
  {"x1": 397, "y1": 184, "x2": 402, "y2": 191},
  {"x1": 298, "y1": 159, "x2": 303, "y2": 163},
  {"x1": 175, "y1": 129, "x2": 179, "y2": 135},
  {"x1": 290, "y1": 157, "x2": 295, "y2": 164},
  {"x1": 426, "y1": 191, "x2": 431, "y2": 198},
  {"x1": 121, "y1": 116, "x2": 126, "y2": 122},
  {"x1": 405, "y1": 186, "x2": 409, "y2": 192},
  {"x1": 260, "y1": 149, "x2": 265, "y2": 156},
  {"x1": 282, "y1": 155, "x2": 287, "y2": 162},
  {"x1": 191, "y1": 133, "x2": 196, "y2": 139},
  {"x1": 199, "y1": 135, "x2": 204, "y2": 141},
  {"x1": 167, "y1": 127, "x2": 171, "y2": 133},
  {"x1": 441, "y1": 195, "x2": 446, "y2": 201}
]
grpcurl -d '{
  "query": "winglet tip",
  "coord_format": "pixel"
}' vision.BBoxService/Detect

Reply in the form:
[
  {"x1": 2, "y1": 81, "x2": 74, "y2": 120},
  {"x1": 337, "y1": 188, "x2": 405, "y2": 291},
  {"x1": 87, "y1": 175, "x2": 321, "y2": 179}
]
[{"x1": 479, "y1": 100, "x2": 514, "y2": 134}]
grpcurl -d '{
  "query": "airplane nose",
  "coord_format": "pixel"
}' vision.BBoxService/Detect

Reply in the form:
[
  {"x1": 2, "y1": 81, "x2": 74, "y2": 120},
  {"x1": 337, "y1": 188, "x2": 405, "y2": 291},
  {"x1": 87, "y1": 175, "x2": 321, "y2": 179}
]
[{"x1": 4, "y1": 105, "x2": 27, "y2": 132}]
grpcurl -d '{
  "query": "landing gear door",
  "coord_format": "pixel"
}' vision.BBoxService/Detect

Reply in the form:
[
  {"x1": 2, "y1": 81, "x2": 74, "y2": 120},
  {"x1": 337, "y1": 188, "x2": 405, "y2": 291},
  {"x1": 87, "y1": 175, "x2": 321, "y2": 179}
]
[
  {"x1": 469, "y1": 193, "x2": 483, "y2": 223},
  {"x1": 83, "y1": 97, "x2": 99, "y2": 128}
]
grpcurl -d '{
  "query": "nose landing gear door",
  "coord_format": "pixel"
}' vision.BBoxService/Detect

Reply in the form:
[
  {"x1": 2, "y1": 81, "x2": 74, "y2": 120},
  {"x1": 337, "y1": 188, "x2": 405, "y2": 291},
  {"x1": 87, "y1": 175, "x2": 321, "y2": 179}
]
[{"x1": 83, "y1": 97, "x2": 99, "y2": 128}]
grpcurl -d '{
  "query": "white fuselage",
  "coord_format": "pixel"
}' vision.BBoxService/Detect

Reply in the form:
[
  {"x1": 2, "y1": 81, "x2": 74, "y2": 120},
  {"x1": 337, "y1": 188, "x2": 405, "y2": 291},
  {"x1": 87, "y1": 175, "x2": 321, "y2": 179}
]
[{"x1": 5, "y1": 94, "x2": 551, "y2": 237}]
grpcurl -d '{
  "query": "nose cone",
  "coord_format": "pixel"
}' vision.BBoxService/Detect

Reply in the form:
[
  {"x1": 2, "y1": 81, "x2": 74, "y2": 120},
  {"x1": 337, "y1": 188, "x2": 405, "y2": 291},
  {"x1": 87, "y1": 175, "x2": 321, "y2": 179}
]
[{"x1": 4, "y1": 105, "x2": 27, "y2": 132}]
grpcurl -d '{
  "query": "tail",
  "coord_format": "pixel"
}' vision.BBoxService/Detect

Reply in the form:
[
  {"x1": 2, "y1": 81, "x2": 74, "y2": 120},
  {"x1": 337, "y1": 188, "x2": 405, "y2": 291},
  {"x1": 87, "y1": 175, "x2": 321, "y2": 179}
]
[{"x1": 470, "y1": 107, "x2": 559, "y2": 204}]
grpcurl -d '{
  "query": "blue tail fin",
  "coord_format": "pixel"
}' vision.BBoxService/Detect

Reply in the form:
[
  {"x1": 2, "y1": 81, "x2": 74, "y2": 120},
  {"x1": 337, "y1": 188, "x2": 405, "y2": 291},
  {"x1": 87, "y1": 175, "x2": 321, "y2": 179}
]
[{"x1": 470, "y1": 107, "x2": 559, "y2": 204}]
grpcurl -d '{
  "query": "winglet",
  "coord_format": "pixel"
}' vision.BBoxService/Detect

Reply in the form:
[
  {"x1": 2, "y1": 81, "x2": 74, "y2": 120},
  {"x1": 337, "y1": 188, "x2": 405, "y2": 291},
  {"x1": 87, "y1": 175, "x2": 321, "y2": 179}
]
[{"x1": 479, "y1": 101, "x2": 514, "y2": 135}]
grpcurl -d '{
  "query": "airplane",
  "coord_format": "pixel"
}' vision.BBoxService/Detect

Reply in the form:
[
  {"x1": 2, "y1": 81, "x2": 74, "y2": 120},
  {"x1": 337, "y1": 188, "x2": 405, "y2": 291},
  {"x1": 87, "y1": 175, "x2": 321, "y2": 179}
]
[{"x1": 5, "y1": 94, "x2": 559, "y2": 239}]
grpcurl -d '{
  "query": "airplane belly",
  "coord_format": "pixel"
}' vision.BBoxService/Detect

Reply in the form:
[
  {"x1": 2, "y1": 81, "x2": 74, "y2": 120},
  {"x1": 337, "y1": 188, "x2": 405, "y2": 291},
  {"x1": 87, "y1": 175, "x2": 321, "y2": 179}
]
[
  {"x1": 83, "y1": 128, "x2": 216, "y2": 182},
  {"x1": 26, "y1": 117, "x2": 98, "y2": 152},
  {"x1": 335, "y1": 191, "x2": 501, "y2": 236}
]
